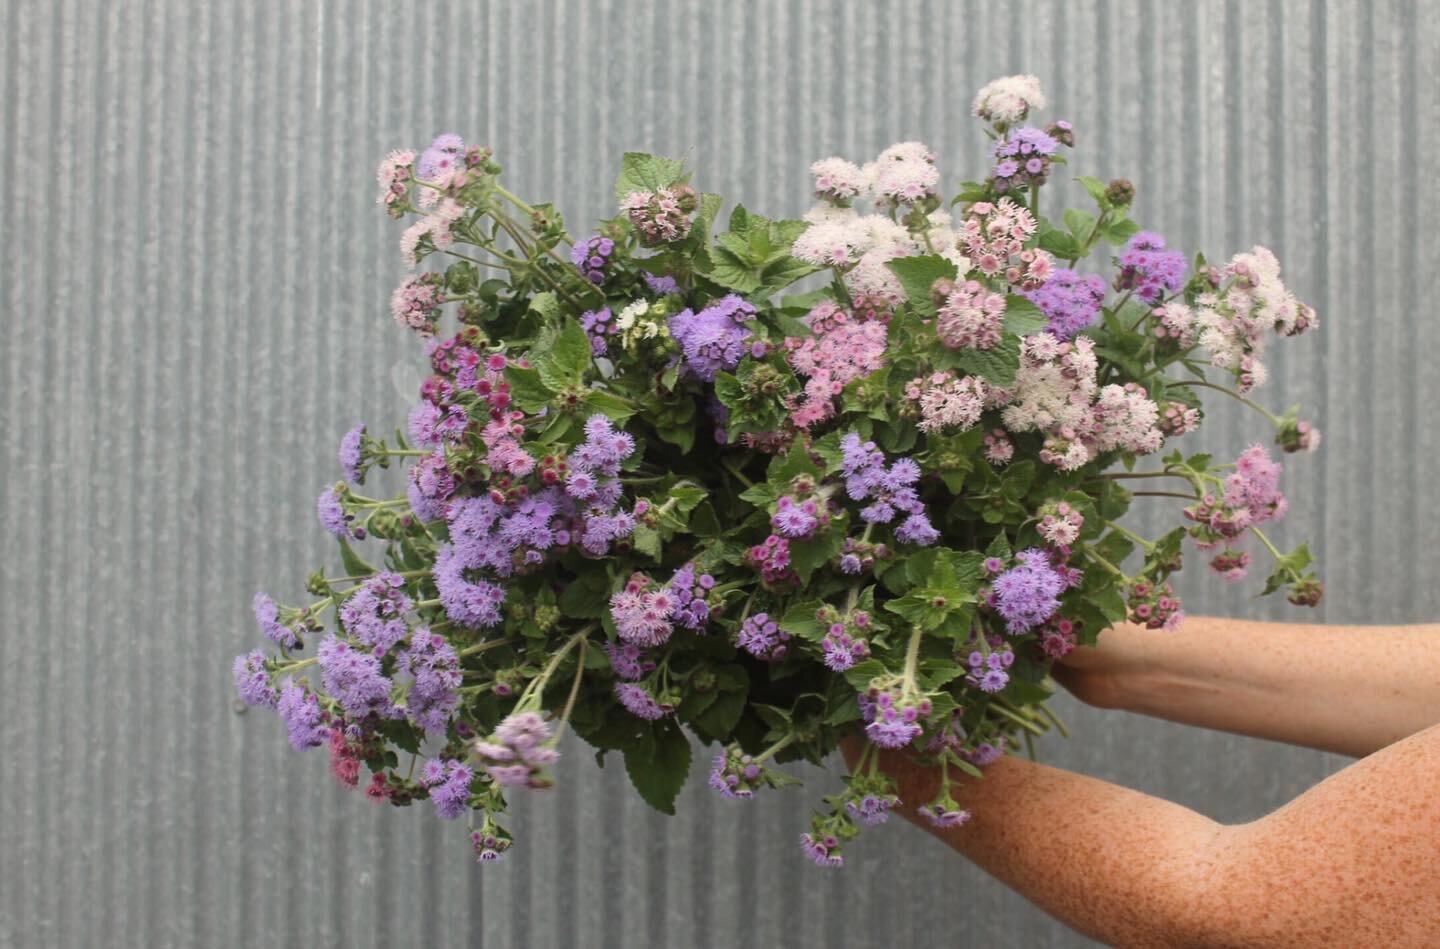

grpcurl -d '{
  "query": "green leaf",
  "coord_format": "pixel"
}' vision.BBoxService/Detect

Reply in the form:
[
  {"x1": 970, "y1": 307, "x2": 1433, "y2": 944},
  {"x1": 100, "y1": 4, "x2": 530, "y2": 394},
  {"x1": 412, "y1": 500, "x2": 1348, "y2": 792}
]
[
  {"x1": 737, "y1": 482, "x2": 777, "y2": 506},
  {"x1": 614, "y1": 152, "x2": 687, "y2": 203},
  {"x1": 1003, "y1": 295, "x2": 1049, "y2": 336},
  {"x1": 505, "y1": 365, "x2": 553, "y2": 411},
  {"x1": 692, "y1": 689, "x2": 746, "y2": 739},
  {"x1": 1063, "y1": 208, "x2": 1096, "y2": 241},
  {"x1": 632, "y1": 524, "x2": 662, "y2": 559},
  {"x1": 1076, "y1": 175, "x2": 1108, "y2": 207},
  {"x1": 842, "y1": 659, "x2": 889, "y2": 693},
  {"x1": 789, "y1": 530, "x2": 845, "y2": 585},
  {"x1": 1102, "y1": 218, "x2": 1141, "y2": 245},
  {"x1": 583, "y1": 388, "x2": 637, "y2": 422},
  {"x1": 549, "y1": 318, "x2": 593, "y2": 380},
  {"x1": 1038, "y1": 229, "x2": 1084, "y2": 260},
  {"x1": 778, "y1": 600, "x2": 825, "y2": 642},
  {"x1": 558, "y1": 572, "x2": 611, "y2": 619},
  {"x1": 622, "y1": 721, "x2": 692, "y2": 815},
  {"x1": 527, "y1": 291, "x2": 560, "y2": 320},
  {"x1": 946, "y1": 334, "x2": 1021, "y2": 387},
  {"x1": 336, "y1": 537, "x2": 377, "y2": 578},
  {"x1": 886, "y1": 255, "x2": 957, "y2": 316}
]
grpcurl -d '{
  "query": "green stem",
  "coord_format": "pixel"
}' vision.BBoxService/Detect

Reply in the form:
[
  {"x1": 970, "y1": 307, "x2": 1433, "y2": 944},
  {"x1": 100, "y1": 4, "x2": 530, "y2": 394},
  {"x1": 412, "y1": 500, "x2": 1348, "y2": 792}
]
[
  {"x1": 901, "y1": 624, "x2": 924, "y2": 693},
  {"x1": 549, "y1": 637, "x2": 589, "y2": 744},
  {"x1": 1091, "y1": 470, "x2": 1192, "y2": 483},
  {"x1": 516, "y1": 624, "x2": 597, "y2": 708},
  {"x1": 1102, "y1": 520, "x2": 1154, "y2": 552},
  {"x1": 274, "y1": 656, "x2": 317, "y2": 675},
  {"x1": 1250, "y1": 526, "x2": 1289, "y2": 569},
  {"x1": 1132, "y1": 490, "x2": 1201, "y2": 501},
  {"x1": 1035, "y1": 701, "x2": 1070, "y2": 738},
  {"x1": 756, "y1": 733, "x2": 797, "y2": 764},
  {"x1": 988, "y1": 701, "x2": 1047, "y2": 736},
  {"x1": 723, "y1": 457, "x2": 754, "y2": 487},
  {"x1": 457, "y1": 637, "x2": 516, "y2": 658},
  {"x1": 1166, "y1": 379, "x2": 1281, "y2": 425},
  {"x1": 1080, "y1": 545, "x2": 1130, "y2": 582}
]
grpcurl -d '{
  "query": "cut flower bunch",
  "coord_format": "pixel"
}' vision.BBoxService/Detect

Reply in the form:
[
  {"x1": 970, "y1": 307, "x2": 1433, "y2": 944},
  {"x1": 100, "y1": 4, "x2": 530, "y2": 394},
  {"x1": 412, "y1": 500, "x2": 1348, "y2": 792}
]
[{"x1": 235, "y1": 75, "x2": 1323, "y2": 866}]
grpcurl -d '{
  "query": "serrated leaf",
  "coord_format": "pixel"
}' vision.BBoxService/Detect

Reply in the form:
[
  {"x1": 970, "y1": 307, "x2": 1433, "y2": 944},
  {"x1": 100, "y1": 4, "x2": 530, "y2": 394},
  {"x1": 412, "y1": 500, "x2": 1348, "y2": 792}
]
[
  {"x1": 622, "y1": 722, "x2": 692, "y2": 815},
  {"x1": 779, "y1": 600, "x2": 825, "y2": 642},
  {"x1": 1063, "y1": 208, "x2": 1096, "y2": 242},
  {"x1": 886, "y1": 255, "x2": 956, "y2": 316},
  {"x1": 1103, "y1": 218, "x2": 1141, "y2": 245},
  {"x1": 1038, "y1": 229, "x2": 1084, "y2": 260},
  {"x1": 505, "y1": 365, "x2": 554, "y2": 411},
  {"x1": 527, "y1": 291, "x2": 560, "y2": 320},
  {"x1": 632, "y1": 524, "x2": 662, "y2": 559},
  {"x1": 583, "y1": 388, "x2": 636, "y2": 422},
  {"x1": 558, "y1": 571, "x2": 610, "y2": 618},
  {"x1": 336, "y1": 537, "x2": 377, "y2": 578},
  {"x1": 614, "y1": 152, "x2": 687, "y2": 204},
  {"x1": 947, "y1": 334, "x2": 1021, "y2": 387},
  {"x1": 1076, "y1": 175, "x2": 1108, "y2": 207},
  {"x1": 1003, "y1": 295, "x2": 1049, "y2": 336},
  {"x1": 692, "y1": 689, "x2": 746, "y2": 739},
  {"x1": 549, "y1": 318, "x2": 593, "y2": 380},
  {"x1": 842, "y1": 659, "x2": 889, "y2": 693}
]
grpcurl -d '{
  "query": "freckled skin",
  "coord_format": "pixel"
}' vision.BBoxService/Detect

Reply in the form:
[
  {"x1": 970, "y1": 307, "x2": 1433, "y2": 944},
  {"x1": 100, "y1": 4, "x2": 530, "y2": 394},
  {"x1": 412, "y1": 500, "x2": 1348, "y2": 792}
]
[{"x1": 846, "y1": 618, "x2": 1440, "y2": 947}]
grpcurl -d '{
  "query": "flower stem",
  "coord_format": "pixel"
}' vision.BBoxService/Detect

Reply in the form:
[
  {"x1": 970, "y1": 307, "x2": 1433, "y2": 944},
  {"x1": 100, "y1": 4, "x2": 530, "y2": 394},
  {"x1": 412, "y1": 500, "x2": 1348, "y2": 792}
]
[
  {"x1": 549, "y1": 637, "x2": 589, "y2": 743},
  {"x1": 517, "y1": 624, "x2": 597, "y2": 708},
  {"x1": 988, "y1": 701, "x2": 1046, "y2": 736},
  {"x1": 457, "y1": 637, "x2": 516, "y2": 658},
  {"x1": 756, "y1": 733, "x2": 797, "y2": 764},
  {"x1": 1102, "y1": 520, "x2": 1154, "y2": 552},
  {"x1": 901, "y1": 624, "x2": 924, "y2": 693},
  {"x1": 1080, "y1": 544, "x2": 1130, "y2": 582},
  {"x1": 1131, "y1": 490, "x2": 1201, "y2": 501},
  {"x1": 1167, "y1": 378, "x2": 1281, "y2": 425}
]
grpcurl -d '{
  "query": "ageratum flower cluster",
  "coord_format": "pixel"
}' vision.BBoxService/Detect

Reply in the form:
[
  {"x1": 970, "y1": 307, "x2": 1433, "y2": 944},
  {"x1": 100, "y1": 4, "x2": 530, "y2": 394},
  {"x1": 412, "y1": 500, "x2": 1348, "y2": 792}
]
[{"x1": 236, "y1": 78, "x2": 1325, "y2": 868}]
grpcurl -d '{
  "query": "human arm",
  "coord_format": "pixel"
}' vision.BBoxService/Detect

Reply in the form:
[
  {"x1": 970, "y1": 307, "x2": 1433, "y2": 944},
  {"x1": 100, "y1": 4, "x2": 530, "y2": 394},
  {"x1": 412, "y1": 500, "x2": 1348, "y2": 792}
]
[
  {"x1": 847, "y1": 722, "x2": 1440, "y2": 947},
  {"x1": 1051, "y1": 617, "x2": 1440, "y2": 757}
]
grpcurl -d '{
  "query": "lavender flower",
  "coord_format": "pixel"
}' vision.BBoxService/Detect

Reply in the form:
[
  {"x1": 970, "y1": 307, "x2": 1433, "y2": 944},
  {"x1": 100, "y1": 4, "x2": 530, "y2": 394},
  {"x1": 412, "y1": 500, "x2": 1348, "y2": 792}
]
[
  {"x1": 317, "y1": 634, "x2": 396, "y2": 718},
  {"x1": 253, "y1": 592, "x2": 299, "y2": 650},
  {"x1": 708, "y1": 746, "x2": 773, "y2": 800},
  {"x1": 736, "y1": 612, "x2": 790, "y2": 662},
  {"x1": 864, "y1": 691, "x2": 924, "y2": 748},
  {"x1": 838, "y1": 434, "x2": 934, "y2": 541},
  {"x1": 421, "y1": 758, "x2": 474, "y2": 820},
  {"x1": 605, "y1": 642, "x2": 654, "y2": 680},
  {"x1": 317, "y1": 487, "x2": 350, "y2": 537},
  {"x1": 643, "y1": 272, "x2": 680, "y2": 295},
  {"x1": 918, "y1": 799, "x2": 972, "y2": 829},
  {"x1": 570, "y1": 234, "x2": 616, "y2": 285},
  {"x1": 339, "y1": 424, "x2": 365, "y2": 481},
  {"x1": 1022, "y1": 268, "x2": 1107, "y2": 339},
  {"x1": 398, "y1": 628, "x2": 461, "y2": 733},
  {"x1": 991, "y1": 549, "x2": 1066, "y2": 633},
  {"x1": 1117, "y1": 232, "x2": 1186, "y2": 303},
  {"x1": 844, "y1": 793, "x2": 898, "y2": 826},
  {"x1": 232, "y1": 650, "x2": 277, "y2": 708},
  {"x1": 276, "y1": 679, "x2": 327, "y2": 751},
  {"x1": 667, "y1": 295, "x2": 757, "y2": 381},
  {"x1": 615, "y1": 683, "x2": 672, "y2": 720},
  {"x1": 799, "y1": 832, "x2": 844, "y2": 868},
  {"x1": 966, "y1": 649, "x2": 1014, "y2": 693},
  {"x1": 473, "y1": 712, "x2": 561, "y2": 788},
  {"x1": 339, "y1": 572, "x2": 414, "y2": 654},
  {"x1": 417, "y1": 133, "x2": 464, "y2": 180},
  {"x1": 434, "y1": 544, "x2": 507, "y2": 628}
]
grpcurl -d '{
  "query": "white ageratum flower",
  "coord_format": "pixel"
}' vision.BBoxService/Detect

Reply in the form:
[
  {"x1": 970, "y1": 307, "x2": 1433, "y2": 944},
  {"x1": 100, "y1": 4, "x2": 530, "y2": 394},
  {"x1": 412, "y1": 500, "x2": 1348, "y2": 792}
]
[
  {"x1": 972, "y1": 74, "x2": 1046, "y2": 125},
  {"x1": 614, "y1": 300, "x2": 649, "y2": 332},
  {"x1": 616, "y1": 300, "x2": 665, "y2": 350}
]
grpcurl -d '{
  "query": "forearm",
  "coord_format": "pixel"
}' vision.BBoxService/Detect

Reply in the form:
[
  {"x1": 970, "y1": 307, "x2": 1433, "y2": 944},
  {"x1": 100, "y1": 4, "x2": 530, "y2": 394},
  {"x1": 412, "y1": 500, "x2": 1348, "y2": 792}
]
[
  {"x1": 1059, "y1": 617, "x2": 1440, "y2": 756},
  {"x1": 875, "y1": 751, "x2": 1227, "y2": 947},
  {"x1": 862, "y1": 723, "x2": 1440, "y2": 948}
]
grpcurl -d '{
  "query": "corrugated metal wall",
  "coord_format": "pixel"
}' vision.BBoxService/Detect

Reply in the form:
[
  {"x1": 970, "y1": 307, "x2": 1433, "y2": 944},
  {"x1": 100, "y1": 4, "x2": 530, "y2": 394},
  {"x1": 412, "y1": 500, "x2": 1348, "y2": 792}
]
[{"x1": 2, "y1": 1, "x2": 1435, "y2": 946}]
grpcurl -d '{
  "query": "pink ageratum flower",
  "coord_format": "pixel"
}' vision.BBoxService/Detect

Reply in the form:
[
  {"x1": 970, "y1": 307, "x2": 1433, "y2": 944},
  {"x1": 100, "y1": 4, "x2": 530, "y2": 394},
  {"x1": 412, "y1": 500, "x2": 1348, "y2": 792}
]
[
  {"x1": 936, "y1": 280, "x2": 1007, "y2": 350},
  {"x1": 784, "y1": 303, "x2": 888, "y2": 429}
]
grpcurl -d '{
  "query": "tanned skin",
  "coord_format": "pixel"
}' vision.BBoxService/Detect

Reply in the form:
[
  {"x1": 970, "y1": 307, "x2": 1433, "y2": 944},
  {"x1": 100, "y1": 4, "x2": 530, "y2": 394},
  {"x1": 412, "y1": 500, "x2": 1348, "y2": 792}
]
[{"x1": 844, "y1": 618, "x2": 1440, "y2": 948}]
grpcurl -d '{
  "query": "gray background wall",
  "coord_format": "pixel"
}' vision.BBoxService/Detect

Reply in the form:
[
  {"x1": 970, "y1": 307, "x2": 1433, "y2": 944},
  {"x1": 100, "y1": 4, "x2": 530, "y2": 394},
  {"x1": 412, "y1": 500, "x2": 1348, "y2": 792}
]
[{"x1": 2, "y1": 0, "x2": 1436, "y2": 946}]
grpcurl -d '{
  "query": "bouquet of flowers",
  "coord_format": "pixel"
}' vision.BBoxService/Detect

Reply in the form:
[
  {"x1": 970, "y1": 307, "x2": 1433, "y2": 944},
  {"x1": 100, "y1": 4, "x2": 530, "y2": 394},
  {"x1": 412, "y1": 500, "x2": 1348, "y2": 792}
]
[{"x1": 234, "y1": 75, "x2": 1323, "y2": 866}]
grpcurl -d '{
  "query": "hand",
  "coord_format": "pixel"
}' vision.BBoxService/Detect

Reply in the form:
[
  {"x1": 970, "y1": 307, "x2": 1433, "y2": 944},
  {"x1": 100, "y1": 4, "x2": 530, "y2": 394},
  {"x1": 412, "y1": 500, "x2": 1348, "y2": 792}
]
[{"x1": 1050, "y1": 624, "x2": 1135, "y2": 710}]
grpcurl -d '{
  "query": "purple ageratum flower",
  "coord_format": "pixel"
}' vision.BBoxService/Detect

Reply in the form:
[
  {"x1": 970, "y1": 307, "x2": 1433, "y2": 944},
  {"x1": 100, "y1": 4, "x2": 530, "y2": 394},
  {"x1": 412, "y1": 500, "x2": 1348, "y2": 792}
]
[
  {"x1": 605, "y1": 641, "x2": 654, "y2": 680},
  {"x1": 433, "y1": 544, "x2": 507, "y2": 628},
  {"x1": 918, "y1": 801, "x2": 971, "y2": 828},
  {"x1": 569, "y1": 234, "x2": 616, "y2": 285},
  {"x1": 864, "y1": 692, "x2": 924, "y2": 748},
  {"x1": 407, "y1": 479, "x2": 444, "y2": 523},
  {"x1": 800, "y1": 832, "x2": 844, "y2": 868},
  {"x1": 569, "y1": 413, "x2": 636, "y2": 478},
  {"x1": 417, "y1": 133, "x2": 464, "y2": 179},
  {"x1": 398, "y1": 628, "x2": 461, "y2": 733},
  {"x1": 338, "y1": 424, "x2": 365, "y2": 481},
  {"x1": 1117, "y1": 232, "x2": 1187, "y2": 303},
  {"x1": 317, "y1": 634, "x2": 396, "y2": 719},
  {"x1": 967, "y1": 649, "x2": 1014, "y2": 693},
  {"x1": 276, "y1": 678, "x2": 327, "y2": 751},
  {"x1": 844, "y1": 793, "x2": 898, "y2": 826},
  {"x1": 411, "y1": 451, "x2": 455, "y2": 506},
  {"x1": 643, "y1": 272, "x2": 681, "y2": 296},
  {"x1": 579, "y1": 307, "x2": 615, "y2": 357},
  {"x1": 963, "y1": 737, "x2": 1008, "y2": 767},
  {"x1": 821, "y1": 624, "x2": 869, "y2": 672},
  {"x1": 667, "y1": 294, "x2": 757, "y2": 382},
  {"x1": 317, "y1": 487, "x2": 349, "y2": 538},
  {"x1": 233, "y1": 650, "x2": 278, "y2": 708},
  {"x1": 736, "y1": 612, "x2": 791, "y2": 662},
  {"x1": 253, "y1": 592, "x2": 299, "y2": 650},
  {"x1": 894, "y1": 513, "x2": 940, "y2": 546},
  {"x1": 995, "y1": 126, "x2": 1060, "y2": 158},
  {"x1": 615, "y1": 682, "x2": 672, "y2": 720},
  {"x1": 665, "y1": 562, "x2": 714, "y2": 631},
  {"x1": 991, "y1": 548, "x2": 1066, "y2": 633},
  {"x1": 421, "y1": 758, "x2": 474, "y2": 820},
  {"x1": 708, "y1": 747, "x2": 769, "y2": 800},
  {"x1": 1022, "y1": 268, "x2": 1107, "y2": 339},
  {"x1": 771, "y1": 495, "x2": 821, "y2": 538},
  {"x1": 339, "y1": 572, "x2": 414, "y2": 654},
  {"x1": 609, "y1": 585, "x2": 678, "y2": 647}
]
